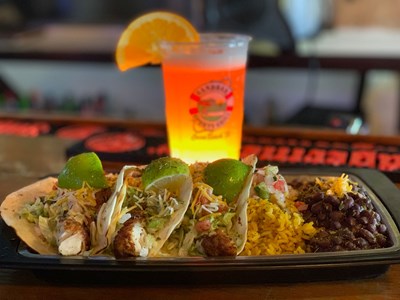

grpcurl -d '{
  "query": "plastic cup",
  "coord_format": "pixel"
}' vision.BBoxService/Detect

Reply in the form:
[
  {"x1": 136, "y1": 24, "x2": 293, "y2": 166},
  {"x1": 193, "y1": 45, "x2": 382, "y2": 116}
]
[{"x1": 160, "y1": 33, "x2": 251, "y2": 163}]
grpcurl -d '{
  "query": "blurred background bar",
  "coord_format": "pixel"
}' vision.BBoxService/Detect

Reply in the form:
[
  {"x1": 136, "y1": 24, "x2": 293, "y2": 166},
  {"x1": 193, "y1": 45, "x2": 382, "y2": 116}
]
[{"x1": 0, "y1": 0, "x2": 399, "y2": 136}]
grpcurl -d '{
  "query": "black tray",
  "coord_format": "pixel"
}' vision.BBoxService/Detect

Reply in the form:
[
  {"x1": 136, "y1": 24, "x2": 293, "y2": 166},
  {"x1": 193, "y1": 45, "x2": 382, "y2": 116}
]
[{"x1": 1, "y1": 167, "x2": 400, "y2": 284}]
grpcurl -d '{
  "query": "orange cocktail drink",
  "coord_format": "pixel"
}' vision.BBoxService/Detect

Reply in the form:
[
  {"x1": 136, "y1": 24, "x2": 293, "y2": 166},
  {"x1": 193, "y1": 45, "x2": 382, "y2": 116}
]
[{"x1": 161, "y1": 34, "x2": 251, "y2": 163}]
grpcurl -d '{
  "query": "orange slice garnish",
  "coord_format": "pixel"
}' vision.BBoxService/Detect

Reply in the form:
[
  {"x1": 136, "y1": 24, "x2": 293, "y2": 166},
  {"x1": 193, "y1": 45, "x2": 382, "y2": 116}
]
[{"x1": 115, "y1": 11, "x2": 200, "y2": 71}]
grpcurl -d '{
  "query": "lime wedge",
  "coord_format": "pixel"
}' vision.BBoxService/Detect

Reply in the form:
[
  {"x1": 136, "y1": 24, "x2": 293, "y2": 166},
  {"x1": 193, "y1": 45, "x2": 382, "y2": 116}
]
[
  {"x1": 203, "y1": 158, "x2": 251, "y2": 203},
  {"x1": 142, "y1": 157, "x2": 190, "y2": 191},
  {"x1": 58, "y1": 152, "x2": 108, "y2": 189}
]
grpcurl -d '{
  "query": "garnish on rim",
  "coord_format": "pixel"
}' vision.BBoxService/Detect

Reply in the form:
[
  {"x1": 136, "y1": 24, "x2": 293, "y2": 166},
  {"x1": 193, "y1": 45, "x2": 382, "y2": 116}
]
[{"x1": 115, "y1": 11, "x2": 200, "y2": 71}]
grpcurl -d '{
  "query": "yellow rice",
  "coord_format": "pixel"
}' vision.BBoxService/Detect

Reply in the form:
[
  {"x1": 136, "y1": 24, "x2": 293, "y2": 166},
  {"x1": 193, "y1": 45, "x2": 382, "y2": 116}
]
[{"x1": 241, "y1": 196, "x2": 317, "y2": 256}]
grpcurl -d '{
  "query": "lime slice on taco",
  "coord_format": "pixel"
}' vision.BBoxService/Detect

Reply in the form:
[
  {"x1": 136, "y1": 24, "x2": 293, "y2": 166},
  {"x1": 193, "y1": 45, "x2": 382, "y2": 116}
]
[
  {"x1": 142, "y1": 156, "x2": 190, "y2": 191},
  {"x1": 58, "y1": 152, "x2": 108, "y2": 189},
  {"x1": 204, "y1": 158, "x2": 252, "y2": 203}
]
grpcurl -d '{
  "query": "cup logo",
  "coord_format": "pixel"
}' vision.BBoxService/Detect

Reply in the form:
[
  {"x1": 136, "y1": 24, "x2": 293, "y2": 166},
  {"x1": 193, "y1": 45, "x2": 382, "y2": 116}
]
[{"x1": 189, "y1": 80, "x2": 233, "y2": 131}]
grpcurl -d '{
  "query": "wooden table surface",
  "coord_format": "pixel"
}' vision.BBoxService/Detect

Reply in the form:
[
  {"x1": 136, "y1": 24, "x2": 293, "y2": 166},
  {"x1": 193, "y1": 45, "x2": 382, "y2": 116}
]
[{"x1": 1, "y1": 124, "x2": 400, "y2": 300}]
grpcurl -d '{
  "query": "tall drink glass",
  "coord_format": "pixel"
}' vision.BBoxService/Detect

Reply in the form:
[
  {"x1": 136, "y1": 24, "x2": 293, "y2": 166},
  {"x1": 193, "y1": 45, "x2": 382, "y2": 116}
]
[{"x1": 160, "y1": 33, "x2": 251, "y2": 164}]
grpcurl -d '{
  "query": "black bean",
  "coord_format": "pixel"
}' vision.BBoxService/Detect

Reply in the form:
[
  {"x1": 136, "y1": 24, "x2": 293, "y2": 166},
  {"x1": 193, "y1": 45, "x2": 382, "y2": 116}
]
[
  {"x1": 332, "y1": 236, "x2": 343, "y2": 245},
  {"x1": 342, "y1": 196, "x2": 355, "y2": 209},
  {"x1": 332, "y1": 221, "x2": 342, "y2": 230},
  {"x1": 367, "y1": 223, "x2": 377, "y2": 234},
  {"x1": 323, "y1": 202, "x2": 333, "y2": 212},
  {"x1": 325, "y1": 195, "x2": 340, "y2": 207},
  {"x1": 365, "y1": 201, "x2": 374, "y2": 210},
  {"x1": 330, "y1": 211, "x2": 344, "y2": 221},
  {"x1": 370, "y1": 218, "x2": 378, "y2": 227},
  {"x1": 354, "y1": 196, "x2": 365, "y2": 205},
  {"x1": 353, "y1": 224, "x2": 362, "y2": 233},
  {"x1": 318, "y1": 212, "x2": 327, "y2": 221},
  {"x1": 311, "y1": 202, "x2": 323, "y2": 214},
  {"x1": 314, "y1": 238, "x2": 332, "y2": 249},
  {"x1": 358, "y1": 216, "x2": 369, "y2": 225},
  {"x1": 342, "y1": 228, "x2": 356, "y2": 239},
  {"x1": 350, "y1": 204, "x2": 362, "y2": 217},
  {"x1": 311, "y1": 192, "x2": 325, "y2": 203},
  {"x1": 374, "y1": 212, "x2": 382, "y2": 223},
  {"x1": 360, "y1": 210, "x2": 373, "y2": 221},
  {"x1": 358, "y1": 228, "x2": 376, "y2": 244},
  {"x1": 346, "y1": 216, "x2": 357, "y2": 227},
  {"x1": 377, "y1": 224, "x2": 387, "y2": 234},
  {"x1": 354, "y1": 237, "x2": 368, "y2": 248},
  {"x1": 344, "y1": 241, "x2": 357, "y2": 250},
  {"x1": 333, "y1": 245, "x2": 343, "y2": 251}
]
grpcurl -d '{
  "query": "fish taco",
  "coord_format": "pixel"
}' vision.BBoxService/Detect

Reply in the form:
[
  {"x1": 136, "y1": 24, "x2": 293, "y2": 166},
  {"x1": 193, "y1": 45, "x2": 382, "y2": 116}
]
[
  {"x1": 161, "y1": 155, "x2": 257, "y2": 257},
  {"x1": 93, "y1": 157, "x2": 193, "y2": 258},
  {"x1": 0, "y1": 152, "x2": 118, "y2": 256}
]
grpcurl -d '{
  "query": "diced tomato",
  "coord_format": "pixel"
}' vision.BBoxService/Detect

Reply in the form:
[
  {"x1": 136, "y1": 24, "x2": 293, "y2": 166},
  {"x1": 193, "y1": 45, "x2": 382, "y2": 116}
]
[
  {"x1": 217, "y1": 202, "x2": 229, "y2": 213},
  {"x1": 196, "y1": 193, "x2": 210, "y2": 205},
  {"x1": 195, "y1": 220, "x2": 211, "y2": 232},
  {"x1": 272, "y1": 179, "x2": 286, "y2": 192},
  {"x1": 294, "y1": 201, "x2": 308, "y2": 212}
]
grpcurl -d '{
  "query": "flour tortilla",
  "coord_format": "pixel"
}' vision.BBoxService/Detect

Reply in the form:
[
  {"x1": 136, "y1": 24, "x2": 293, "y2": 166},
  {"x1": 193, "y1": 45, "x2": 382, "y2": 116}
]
[
  {"x1": 235, "y1": 154, "x2": 257, "y2": 254},
  {"x1": 0, "y1": 177, "x2": 58, "y2": 255}
]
